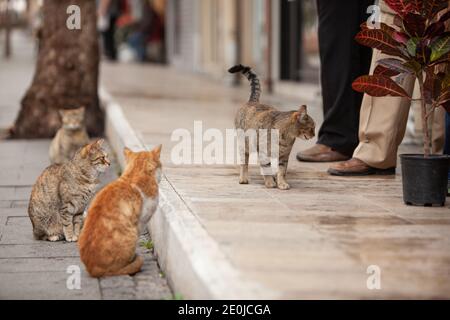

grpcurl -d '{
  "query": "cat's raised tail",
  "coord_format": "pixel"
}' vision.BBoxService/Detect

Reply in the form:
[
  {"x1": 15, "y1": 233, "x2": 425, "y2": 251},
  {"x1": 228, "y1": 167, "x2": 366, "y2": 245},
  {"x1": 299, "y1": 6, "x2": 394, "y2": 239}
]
[{"x1": 228, "y1": 64, "x2": 261, "y2": 103}]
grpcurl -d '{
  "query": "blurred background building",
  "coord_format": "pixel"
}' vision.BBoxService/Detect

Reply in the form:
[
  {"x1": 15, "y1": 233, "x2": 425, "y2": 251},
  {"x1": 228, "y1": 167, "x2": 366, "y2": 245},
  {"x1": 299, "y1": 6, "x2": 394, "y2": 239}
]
[
  {"x1": 165, "y1": 0, "x2": 319, "y2": 90},
  {"x1": 1, "y1": 0, "x2": 320, "y2": 90}
]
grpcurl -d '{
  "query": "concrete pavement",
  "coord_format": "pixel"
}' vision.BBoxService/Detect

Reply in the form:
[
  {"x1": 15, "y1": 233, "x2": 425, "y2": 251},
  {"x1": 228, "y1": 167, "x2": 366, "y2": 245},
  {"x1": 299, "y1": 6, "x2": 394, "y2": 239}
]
[{"x1": 101, "y1": 62, "x2": 450, "y2": 299}]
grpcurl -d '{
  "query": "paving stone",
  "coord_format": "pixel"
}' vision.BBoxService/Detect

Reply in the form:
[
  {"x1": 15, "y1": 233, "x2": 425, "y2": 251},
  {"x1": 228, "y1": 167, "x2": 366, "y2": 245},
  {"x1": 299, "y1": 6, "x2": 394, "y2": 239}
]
[
  {"x1": 0, "y1": 207, "x2": 29, "y2": 217},
  {"x1": 0, "y1": 201, "x2": 12, "y2": 208},
  {"x1": 11, "y1": 200, "x2": 28, "y2": 208},
  {"x1": 0, "y1": 243, "x2": 80, "y2": 259},
  {"x1": 0, "y1": 257, "x2": 82, "y2": 273},
  {"x1": 1, "y1": 216, "x2": 35, "y2": 244},
  {"x1": 101, "y1": 287, "x2": 136, "y2": 300},
  {"x1": 0, "y1": 272, "x2": 101, "y2": 300},
  {"x1": 0, "y1": 187, "x2": 15, "y2": 201},
  {"x1": 100, "y1": 276, "x2": 135, "y2": 289}
]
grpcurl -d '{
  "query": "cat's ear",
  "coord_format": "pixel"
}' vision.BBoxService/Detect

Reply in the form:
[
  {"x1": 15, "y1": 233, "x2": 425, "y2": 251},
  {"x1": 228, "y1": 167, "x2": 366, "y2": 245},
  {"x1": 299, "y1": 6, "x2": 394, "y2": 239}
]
[
  {"x1": 151, "y1": 144, "x2": 162, "y2": 159},
  {"x1": 80, "y1": 143, "x2": 91, "y2": 158},
  {"x1": 298, "y1": 105, "x2": 308, "y2": 122},
  {"x1": 299, "y1": 105, "x2": 307, "y2": 114},
  {"x1": 123, "y1": 147, "x2": 133, "y2": 161},
  {"x1": 95, "y1": 139, "x2": 105, "y2": 147},
  {"x1": 291, "y1": 112, "x2": 300, "y2": 123},
  {"x1": 58, "y1": 109, "x2": 65, "y2": 118}
]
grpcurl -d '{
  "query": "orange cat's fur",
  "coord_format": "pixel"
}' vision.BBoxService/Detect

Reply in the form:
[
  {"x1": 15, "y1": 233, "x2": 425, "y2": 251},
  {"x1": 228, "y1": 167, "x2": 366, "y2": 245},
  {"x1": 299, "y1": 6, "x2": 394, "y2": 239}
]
[{"x1": 79, "y1": 145, "x2": 162, "y2": 277}]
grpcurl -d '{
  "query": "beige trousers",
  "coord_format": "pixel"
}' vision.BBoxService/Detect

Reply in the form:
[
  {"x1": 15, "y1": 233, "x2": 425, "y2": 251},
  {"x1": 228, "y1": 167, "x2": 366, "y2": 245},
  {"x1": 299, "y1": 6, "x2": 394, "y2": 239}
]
[{"x1": 353, "y1": 2, "x2": 446, "y2": 169}]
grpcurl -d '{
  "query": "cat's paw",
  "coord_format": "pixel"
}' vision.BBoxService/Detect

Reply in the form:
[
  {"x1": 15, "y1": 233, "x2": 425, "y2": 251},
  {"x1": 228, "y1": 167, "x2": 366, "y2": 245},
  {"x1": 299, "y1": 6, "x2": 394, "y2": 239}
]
[
  {"x1": 264, "y1": 177, "x2": 277, "y2": 188},
  {"x1": 277, "y1": 181, "x2": 290, "y2": 190},
  {"x1": 65, "y1": 235, "x2": 78, "y2": 242},
  {"x1": 239, "y1": 177, "x2": 249, "y2": 184},
  {"x1": 48, "y1": 235, "x2": 62, "y2": 242}
]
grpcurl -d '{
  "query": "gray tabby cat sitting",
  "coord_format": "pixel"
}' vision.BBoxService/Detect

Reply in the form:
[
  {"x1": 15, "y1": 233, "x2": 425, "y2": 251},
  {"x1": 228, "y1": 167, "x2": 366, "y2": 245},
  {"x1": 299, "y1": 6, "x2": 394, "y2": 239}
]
[
  {"x1": 29, "y1": 140, "x2": 110, "y2": 242},
  {"x1": 49, "y1": 107, "x2": 90, "y2": 164},
  {"x1": 229, "y1": 64, "x2": 316, "y2": 190}
]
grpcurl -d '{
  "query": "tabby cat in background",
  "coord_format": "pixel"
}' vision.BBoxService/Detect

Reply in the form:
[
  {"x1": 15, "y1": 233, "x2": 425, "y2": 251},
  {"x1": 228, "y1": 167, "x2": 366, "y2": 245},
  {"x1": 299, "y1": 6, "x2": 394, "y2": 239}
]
[
  {"x1": 79, "y1": 145, "x2": 162, "y2": 277},
  {"x1": 29, "y1": 140, "x2": 110, "y2": 242},
  {"x1": 228, "y1": 65, "x2": 316, "y2": 190},
  {"x1": 49, "y1": 107, "x2": 90, "y2": 164}
]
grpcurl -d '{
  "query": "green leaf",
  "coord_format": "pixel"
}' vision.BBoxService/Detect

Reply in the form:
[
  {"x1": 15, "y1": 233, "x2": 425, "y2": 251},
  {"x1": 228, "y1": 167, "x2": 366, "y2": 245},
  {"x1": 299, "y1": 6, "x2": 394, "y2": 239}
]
[
  {"x1": 430, "y1": 34, "x2": 450, "y2": 62},
  {"x1": 406, "y1": 38, "x2": 418, "y2": 56},
  {"x1": 403, "y1": 59, "x2": 422, "y2": 73}
]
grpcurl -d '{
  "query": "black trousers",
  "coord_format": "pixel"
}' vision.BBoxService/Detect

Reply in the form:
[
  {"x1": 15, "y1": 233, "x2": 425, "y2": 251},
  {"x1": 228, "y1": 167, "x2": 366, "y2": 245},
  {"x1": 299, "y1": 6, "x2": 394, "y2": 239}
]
[
  {"x1": 101, "y1": 16, "x2": 118, "y2": 61},
  {"x1": 316, "y1": 0, "x2": 373, "y2": 156}
]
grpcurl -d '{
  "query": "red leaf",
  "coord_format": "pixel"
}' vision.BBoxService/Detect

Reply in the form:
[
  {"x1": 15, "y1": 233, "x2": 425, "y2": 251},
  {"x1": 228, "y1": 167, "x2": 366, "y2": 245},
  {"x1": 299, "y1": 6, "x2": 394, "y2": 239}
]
[
  {"x1": 423, "y1": 0, "x2": 447, "y2": 18},
  {"x1": 437, "y1": 9, "x2": 450, "y2": 23},
  {"x1": 403, "y1": 12, "x2": 426, "y2": 36},
  {"x1": 423, "y1": 67, "x2": 443, "y2": 104},
  {"x1": 379, "y1": 22, "x2": 398, "y2": 36},
  {"x1": 425, "y1": 21, "x2": 445, "y2": 38},
  {"x1": 352, "y1": 75, "x2": 411, "y2": 98},
  {"x1": 374, "y1": 65, "x2": 401, "y2": 78},
  {"x1": 355, "y1": 29, "x2": 405, "y2": 58},
  {"x1": 394, "y1": 15, "x2": 404, "y2": 28},
  {"x1": 360, "y1": 21, "x2": 369, "y2": 31},
  {"x1": 378, "y1": 57, "x2": 416, "y2": 74},
  {"x1": 384, "y1": 0, "x2": 413, "y2": 16},
  {"x1": 393, "y1": 31, "x2": 409, "y2": 44},
  {"x1": 409, "y1": 0, "x2": 423, "y2": 12},
  {"x1": 438, "y1": 88, "x2": 450, "y2": 106}
]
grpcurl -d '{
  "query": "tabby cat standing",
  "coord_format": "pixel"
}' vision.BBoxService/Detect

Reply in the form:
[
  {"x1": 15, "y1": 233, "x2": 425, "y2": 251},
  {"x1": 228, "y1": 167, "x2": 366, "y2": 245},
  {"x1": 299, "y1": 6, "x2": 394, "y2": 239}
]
[{"x1": 229, "y1": 65, "x2": 316, "y2": 190}]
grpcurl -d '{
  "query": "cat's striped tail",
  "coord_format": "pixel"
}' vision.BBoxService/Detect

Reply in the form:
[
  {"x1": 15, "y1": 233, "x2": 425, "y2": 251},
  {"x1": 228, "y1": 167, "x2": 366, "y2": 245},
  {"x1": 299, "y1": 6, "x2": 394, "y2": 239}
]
[{"x1": 228, "y1": 64, "x2": 261, "y2": 103}]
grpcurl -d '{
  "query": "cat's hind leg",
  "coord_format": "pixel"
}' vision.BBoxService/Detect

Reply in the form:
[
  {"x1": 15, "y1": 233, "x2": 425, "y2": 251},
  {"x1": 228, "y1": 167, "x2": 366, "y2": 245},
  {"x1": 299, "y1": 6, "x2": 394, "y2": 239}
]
[
  {"x1": 73, "y1": 213, "x2": 84, "y2": 238},
  {"x1": 237, "y1": 135, "x2": 250, "y2": 184},
  {"x1": 60, "y1": 205, "x2": 76, "y2": 242},
  {"x1": 32, "y1": 227, "x2": 46, "y2": 240},
  {"x1": 239, "y1": 152, "x2": 249, "y2": 184},
  {"x1": 105, "y1": 255, "x2": 144, "y2": 276}
]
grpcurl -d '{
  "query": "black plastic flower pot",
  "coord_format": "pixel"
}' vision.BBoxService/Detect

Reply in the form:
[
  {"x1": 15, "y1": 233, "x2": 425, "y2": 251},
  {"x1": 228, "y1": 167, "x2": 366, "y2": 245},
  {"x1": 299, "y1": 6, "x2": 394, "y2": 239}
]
[{"x1": 400, "y1": 154, "x2": 449, "y2": 207}]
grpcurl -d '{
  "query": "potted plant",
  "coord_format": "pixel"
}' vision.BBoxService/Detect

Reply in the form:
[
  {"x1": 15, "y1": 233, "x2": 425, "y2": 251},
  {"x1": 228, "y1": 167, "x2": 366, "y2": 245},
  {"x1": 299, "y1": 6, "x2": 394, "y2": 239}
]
[{"x1": 352, "y1": 0, "x2": 450, "y2": 206}]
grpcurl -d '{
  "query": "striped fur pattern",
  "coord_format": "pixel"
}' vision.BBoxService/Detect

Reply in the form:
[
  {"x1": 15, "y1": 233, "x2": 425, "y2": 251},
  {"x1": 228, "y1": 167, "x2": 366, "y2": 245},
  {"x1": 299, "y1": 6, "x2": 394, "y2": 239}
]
[
  {"x1": 228, "y1": 64, "x2": 261, "y2": 103},
  {"x1": 28, "y1": 140, "x2": 110, "y2": 242},
  {"x1": 229, "y1": 65, "x2": 316, "y2": 190}
]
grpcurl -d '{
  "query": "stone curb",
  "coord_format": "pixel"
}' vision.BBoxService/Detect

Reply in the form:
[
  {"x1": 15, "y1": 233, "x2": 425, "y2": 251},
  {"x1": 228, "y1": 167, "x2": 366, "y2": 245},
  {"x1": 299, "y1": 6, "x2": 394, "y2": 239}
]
[{"x1": 100, "y1": 87, "x2": 278, "y2": 299}]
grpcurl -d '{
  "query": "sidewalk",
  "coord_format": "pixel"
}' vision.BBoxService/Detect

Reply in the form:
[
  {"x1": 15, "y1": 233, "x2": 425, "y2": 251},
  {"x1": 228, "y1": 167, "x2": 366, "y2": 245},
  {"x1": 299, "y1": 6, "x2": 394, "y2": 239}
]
[
  {"x1": 0, "y1": 32, "x2": 172, "y2": 299},
  {"x1": 101, "y1": 62, "x2": 450, "y2": 299}
]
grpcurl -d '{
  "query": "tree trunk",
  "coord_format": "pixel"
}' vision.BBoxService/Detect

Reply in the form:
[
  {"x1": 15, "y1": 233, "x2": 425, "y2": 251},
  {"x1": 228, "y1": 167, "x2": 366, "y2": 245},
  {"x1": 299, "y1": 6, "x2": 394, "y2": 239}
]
[{"x1": 10, "y1": 0, "x2": 104, "y2": 138}]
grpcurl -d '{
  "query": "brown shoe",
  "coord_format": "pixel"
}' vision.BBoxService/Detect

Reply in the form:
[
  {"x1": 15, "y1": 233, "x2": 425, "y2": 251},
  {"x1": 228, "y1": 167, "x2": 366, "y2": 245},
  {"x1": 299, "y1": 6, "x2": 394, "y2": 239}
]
[
  {"x1": 328, "y1": 158, "x2": 396, "y2": 176},
  {"x1": 296, "y1": 144, "x2": 350, "y2": 162}
]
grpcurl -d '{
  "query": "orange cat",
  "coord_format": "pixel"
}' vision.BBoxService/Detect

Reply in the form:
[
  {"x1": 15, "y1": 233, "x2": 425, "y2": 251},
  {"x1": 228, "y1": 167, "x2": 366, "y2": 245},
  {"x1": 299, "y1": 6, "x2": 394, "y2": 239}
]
[{"x1": 79, "y1": 145, "x2": 162, "y2": 277}]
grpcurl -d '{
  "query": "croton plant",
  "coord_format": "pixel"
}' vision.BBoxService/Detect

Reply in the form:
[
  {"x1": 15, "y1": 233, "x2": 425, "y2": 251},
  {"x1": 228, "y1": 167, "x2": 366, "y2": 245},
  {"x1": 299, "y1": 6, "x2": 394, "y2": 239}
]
[{"x1": 352, "y1": 0, "x2": 450, "y2": 157}]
